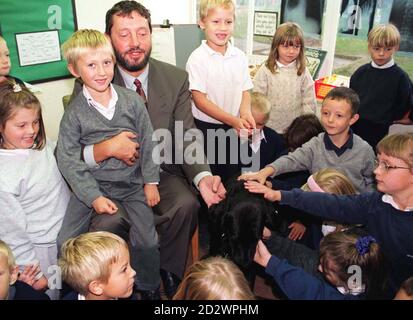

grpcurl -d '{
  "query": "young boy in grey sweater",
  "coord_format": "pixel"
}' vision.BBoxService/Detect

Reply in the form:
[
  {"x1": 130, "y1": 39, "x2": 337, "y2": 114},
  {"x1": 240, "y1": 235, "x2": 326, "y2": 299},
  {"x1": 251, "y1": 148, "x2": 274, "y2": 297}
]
[
  {"x1": 56, "y1": 30, "x2": 160, "y2": 295},
  {"x1": 240, "y1": 87, "x2": 375, "y2": 193}
]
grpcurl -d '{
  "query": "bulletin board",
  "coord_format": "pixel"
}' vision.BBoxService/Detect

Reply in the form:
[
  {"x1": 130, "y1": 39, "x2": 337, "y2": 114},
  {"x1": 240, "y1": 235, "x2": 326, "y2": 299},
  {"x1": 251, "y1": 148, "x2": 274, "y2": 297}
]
[{"x1": 0, "y1": 0, "x2": 77, "y2": 83}]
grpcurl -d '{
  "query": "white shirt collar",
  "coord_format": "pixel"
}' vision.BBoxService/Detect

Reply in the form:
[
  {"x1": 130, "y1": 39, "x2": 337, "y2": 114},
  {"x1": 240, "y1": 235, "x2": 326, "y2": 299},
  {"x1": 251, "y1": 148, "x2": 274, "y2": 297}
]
[
  {"x1": 117, "y1": 64, "x2": 149, "y2": 97},
  {"x1": 337, "y1": 284, "x2": 365, "y2": 296},
  {"x1": 382, "y1": 194, "x2": 413, "y2": 211},
  {"x1": 276, "y1": 60, "x2": 296, "y2": 68},
  {"x1": 249, "y1": 128, "x2": 267, "y2": 153},
  {"x1": 201, "y1": 40, "x2": 236, "y2": 57},
  {"x1": 371, "y1": 58, "x2": 395, "y2": 69},
  {"x1": 83, "y1": 84, "x2": 118, "y2": 107},
  {"x1": 82, "y1": 84, "x2": 118, "y2": 120}
]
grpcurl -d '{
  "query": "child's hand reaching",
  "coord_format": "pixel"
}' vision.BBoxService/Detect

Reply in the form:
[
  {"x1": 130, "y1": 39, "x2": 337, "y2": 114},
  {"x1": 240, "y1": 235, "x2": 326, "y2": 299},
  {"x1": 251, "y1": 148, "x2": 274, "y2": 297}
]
[
  {"x1": 144, "y1": 184, "x2": 160, "y2": 207},
  {"x1": 18, "y1": 264, "x2": 42, "y2": 286},
  {"x1": 288, "y1": 221, "x2": 306, "y2": 241},
  {"x1": 32, "y1": 275, "x2": 49, "y2": 291},
  {"x1": 262, "y1": 226, "x2": 272, "y2": 240},
  {"x1": 240, "y1": 112, "x2": 256, "y2": 131},
  {"x1": 244, "y1": 181, "x2": 281, "y2": 202},
  {"x1": 254, "y1": 240, "x2": 272, "y2": 268},
  {"x1": 92, "y1": 196, "x2": 118, "y2": 215},
  {"x1": 238, "y1": 166, "x2": 274, "y2": 185},
  {"x1": 231, "y1": 116, "x2": 254, "y2": 135}
]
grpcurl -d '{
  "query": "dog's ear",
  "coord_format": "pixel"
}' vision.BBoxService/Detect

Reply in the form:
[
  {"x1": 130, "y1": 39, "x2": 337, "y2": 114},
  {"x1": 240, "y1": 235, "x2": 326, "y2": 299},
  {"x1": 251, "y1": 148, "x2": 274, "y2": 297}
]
[{"x1": 208, "y1": 202, "x2": 227, "y2": 256}]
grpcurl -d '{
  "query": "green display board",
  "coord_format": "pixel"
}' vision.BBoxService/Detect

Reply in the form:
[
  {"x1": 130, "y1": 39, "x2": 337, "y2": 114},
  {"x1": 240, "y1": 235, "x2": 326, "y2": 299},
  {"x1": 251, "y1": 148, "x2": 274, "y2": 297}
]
[{"x1": 0, "y1": 0, "x2": 77, "y2": 83}]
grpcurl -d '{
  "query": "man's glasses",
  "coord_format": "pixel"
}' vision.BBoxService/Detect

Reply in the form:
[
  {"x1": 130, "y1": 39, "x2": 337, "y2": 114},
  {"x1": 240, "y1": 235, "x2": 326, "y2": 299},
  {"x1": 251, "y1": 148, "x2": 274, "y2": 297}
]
[{"x1": 374, "y1": 159, "x2": 410, "y2": 173}]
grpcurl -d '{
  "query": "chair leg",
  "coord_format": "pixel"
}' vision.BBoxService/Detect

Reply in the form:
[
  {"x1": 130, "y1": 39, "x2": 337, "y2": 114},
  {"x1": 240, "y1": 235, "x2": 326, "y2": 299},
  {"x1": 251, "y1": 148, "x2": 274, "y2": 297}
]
[{"x1": 191, "y1": 225, "x2": 199, "y2": 263}]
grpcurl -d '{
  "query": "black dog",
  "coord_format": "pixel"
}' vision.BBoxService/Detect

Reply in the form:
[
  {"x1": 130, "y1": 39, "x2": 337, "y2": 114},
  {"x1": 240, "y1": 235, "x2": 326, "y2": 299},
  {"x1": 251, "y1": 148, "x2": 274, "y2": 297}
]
[{"x1": 208, "y1": 179, "x2": 281, "y2": 284}]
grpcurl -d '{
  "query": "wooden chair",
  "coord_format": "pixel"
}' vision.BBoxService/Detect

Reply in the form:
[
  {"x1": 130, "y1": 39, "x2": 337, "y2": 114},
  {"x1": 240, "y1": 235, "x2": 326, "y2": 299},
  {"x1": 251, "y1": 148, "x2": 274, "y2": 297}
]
[{"x1": 191, "y1": 225, "x2": 199, "y2": 263}]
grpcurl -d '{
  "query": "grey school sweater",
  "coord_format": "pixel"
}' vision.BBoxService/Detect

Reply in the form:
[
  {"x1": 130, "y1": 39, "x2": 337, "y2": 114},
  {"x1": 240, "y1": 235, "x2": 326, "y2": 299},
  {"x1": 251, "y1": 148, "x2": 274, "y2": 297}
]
[
  {"x1": 268, "y1": 132, "x2": 375, "y2": 192},
  {"x1": 57, "y1": 84, "x2": 159, "y2": 207}
]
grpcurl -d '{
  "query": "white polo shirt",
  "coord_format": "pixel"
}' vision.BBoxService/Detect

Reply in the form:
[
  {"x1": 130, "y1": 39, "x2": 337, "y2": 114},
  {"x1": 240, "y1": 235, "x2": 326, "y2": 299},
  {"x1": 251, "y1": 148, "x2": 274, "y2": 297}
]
[{"x1": 186, "y1": 40, "x2": 253, "y2": 124}]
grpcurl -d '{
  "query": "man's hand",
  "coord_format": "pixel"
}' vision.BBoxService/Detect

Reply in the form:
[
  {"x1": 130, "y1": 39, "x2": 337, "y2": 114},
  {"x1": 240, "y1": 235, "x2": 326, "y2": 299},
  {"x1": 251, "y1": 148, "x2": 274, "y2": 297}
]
[
  {"x1": 144, "y1": 184, "x2": 160, "y2": 207},
  {"x1": 97, "y1": 131, "x2": 139, "y2": 166},
  {"x1": 92, "y1": 196, "x2": 118, "y2": 215},
  {"x1": 254, "y1": 240, "x2": 272, "y2": 268},
  {"x1": 199, "y1": 175, "x2": 226, "y2": 208}
]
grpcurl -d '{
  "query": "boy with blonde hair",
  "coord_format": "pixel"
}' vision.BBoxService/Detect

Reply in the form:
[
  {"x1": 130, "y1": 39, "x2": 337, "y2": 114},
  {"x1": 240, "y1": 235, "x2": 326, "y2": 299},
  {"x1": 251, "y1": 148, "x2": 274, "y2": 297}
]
[
  {"x1": 240, "y1": 92, "x2": 284, "y2": 172},
  {"x1": 186, "y1": 0, "x2": 255, "y2": 183},
  {"x1": 350, "y1": 23, "x2": 413, "y2": 148},
  {"x1": 241, "y1": 87, "x2": 375, "y2": 193},
  {"x1": 0, "y1": 240, "x2": 49, "y2": 300},
  {"x1": 59, "y1": 232, "x2": 136, "y2": 300},
  {"x1": 245, "y1": 132, "x2": 413, "y2": 292},
  {"x1": 56, "y1": 29, "x2": 160, "y2": 298}
]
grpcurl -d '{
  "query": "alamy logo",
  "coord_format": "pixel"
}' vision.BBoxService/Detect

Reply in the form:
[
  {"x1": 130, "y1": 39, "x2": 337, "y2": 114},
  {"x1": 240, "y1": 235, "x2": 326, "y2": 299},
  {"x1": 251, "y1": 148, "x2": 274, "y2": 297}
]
[
  {"x1": 347, "y1": 265, "x2": 363, "y2": 293},
  {"x1": 152, "y1": 121, "x2": 261, "y2": 172}
]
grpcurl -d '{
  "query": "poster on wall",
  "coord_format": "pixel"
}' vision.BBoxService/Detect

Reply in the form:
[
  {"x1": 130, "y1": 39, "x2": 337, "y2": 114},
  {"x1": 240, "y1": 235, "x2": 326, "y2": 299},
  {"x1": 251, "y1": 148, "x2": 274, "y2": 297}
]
[
  {"x1": 254, "y1": 11, "x2": 278, "y2": 37},
  {"x1": 0, "y1": 0, "x2": 77, "y2": 83},
  {"x1": 305, "y1": 47, "x2": 327, "y2": 80}
]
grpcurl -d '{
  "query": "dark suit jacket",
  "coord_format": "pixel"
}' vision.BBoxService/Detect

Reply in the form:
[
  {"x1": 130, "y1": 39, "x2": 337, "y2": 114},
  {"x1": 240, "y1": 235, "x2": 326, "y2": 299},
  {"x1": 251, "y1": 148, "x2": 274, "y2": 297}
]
[{"x1": 71, "y1": 58, "x2": 210, "y2": 184}]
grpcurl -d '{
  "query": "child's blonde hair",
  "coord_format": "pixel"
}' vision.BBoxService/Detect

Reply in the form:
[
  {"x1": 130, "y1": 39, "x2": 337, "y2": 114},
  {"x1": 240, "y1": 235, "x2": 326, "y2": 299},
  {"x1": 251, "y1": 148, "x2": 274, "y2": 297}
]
[
  {"x1": 61, "y1": 29, "x2": 115, "y2": 68},
  {"x1": 266, "y1": 22, "x2": 306, "y2": 76},
  {"x1": 0, "y1": 240, "x2": 16, "y2": 271},
  {"x1": 173, "y1": 256, "x2": 255, "y2": 300},
  {"x1": 302, "y1": 168, "x2": 357, "y2": 195},
  {"x1": 0, "y1": 36, "x2": 6, "y2": 45},
  {"x1": 199, "y1": 0, "x2": 235, "y2": 21},
  {"x1": 368, "y1": 23, "x2": 400, "y2": 49},
  {"x1": 0, "y1": 81, "x2": 46, "y2": 150},
  {"x1": 251, "y1": 92, "x2": 271, "y2": 118},
  {"x1": 58, "y1": 231, "x2": 128, "y2": 296},
  {"x1": 376, "y1": 133, "x2": 413, "y2": 169}
]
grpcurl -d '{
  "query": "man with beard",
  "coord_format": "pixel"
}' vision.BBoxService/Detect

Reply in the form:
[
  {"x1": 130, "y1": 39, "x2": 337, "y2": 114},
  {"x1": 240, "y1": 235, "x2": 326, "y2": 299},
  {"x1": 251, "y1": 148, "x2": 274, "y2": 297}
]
[{"x1": 67, "y1": 1, "x2": 226, "y2": 299}]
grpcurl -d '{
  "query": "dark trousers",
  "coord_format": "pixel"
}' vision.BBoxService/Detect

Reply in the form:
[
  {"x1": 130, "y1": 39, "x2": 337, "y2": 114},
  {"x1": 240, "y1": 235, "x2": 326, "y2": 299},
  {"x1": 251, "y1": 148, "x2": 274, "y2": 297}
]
[
  {"x1": 352, "y1": 119, "x2": 389, "y2": 150},
  {"x1": 84, "y1": 171, "x2": 199, "y2": 279},
  {"x1": 194, "y1": 118, "x2": 241, "y2": 185},
  {"x1": 57, "y1": 189, "x2": 160, "y2": 291}
]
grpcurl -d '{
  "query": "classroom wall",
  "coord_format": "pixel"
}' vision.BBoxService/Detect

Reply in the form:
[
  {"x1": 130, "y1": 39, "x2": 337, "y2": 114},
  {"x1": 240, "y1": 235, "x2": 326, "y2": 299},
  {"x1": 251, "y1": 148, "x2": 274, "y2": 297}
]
[{"x1": 36, "y1": 0, "x2": 195, "y2": 140}]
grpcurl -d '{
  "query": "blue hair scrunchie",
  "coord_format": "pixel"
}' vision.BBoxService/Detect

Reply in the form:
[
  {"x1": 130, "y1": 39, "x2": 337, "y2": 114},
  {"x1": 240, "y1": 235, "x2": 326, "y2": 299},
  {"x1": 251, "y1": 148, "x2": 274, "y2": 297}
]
[{"x1": 355, "y1": 236, "x2": 376, "y2": 256}]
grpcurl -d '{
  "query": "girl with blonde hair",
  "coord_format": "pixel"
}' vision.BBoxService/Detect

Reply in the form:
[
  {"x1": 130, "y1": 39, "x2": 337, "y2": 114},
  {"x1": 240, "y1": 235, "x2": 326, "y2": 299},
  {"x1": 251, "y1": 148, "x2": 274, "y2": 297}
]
[{"x1": 173, "y1": 256, "x2": 255, "y2": 300}]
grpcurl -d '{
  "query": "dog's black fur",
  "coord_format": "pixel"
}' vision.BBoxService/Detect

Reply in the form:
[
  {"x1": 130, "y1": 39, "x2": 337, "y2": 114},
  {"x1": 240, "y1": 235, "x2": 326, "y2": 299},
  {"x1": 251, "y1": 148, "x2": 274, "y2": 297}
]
[{"x1": 208, "y1": 179, "x2": 281, "y2": 279}]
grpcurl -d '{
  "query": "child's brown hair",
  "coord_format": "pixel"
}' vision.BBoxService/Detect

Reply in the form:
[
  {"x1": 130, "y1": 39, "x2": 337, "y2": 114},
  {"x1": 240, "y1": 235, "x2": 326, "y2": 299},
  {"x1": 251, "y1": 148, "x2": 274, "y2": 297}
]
[
  {"x1": 266, "y1": 22, "x2": 306, "y2": 76},
  {"x1": 0, "y1": 81, "x2": 46, "y2": 150},
  {"x1": 319, "y1": 228, "x2": 389, "y2": 299}
]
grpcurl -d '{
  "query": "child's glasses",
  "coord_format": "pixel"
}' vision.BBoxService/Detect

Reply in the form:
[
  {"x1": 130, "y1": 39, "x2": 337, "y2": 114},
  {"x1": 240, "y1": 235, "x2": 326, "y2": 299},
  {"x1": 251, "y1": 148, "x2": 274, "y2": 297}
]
[{"x1": 374, "y1": 159, "x2": 410, "y2": 173}]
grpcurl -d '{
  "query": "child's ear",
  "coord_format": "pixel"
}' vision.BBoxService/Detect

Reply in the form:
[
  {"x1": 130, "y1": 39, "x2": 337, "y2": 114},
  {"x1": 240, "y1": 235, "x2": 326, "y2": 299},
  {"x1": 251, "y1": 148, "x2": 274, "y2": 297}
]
[
  {"x1": 198, "y1": 20, "x2": 205, "y2": 30},
  {"x1": 9, "y1": 265, "x2": 19, "y2": 286},
  {"x1": 349, "y1": 113, "x2": 359, "y2": 126},
  {"x1": 88, "y1": 280, "x2": 104, "y2": 296},
  {"x1": 67, "y1": 63, "x2": 80, "y2": 78}
]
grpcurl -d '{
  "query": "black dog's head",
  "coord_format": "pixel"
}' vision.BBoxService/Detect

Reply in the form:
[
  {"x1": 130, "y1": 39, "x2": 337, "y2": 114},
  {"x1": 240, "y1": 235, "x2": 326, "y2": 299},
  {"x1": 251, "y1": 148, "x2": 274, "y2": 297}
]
[{"x1": 208, "y1": 179, "x2": 281, "y2": 271}]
